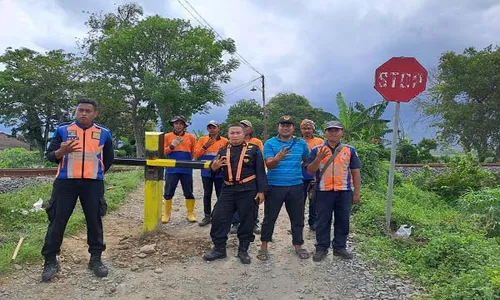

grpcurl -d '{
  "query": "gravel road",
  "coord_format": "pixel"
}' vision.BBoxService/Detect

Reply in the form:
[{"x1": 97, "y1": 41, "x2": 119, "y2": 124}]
[{"x1": 0, "y1": 170, "x2": 422, "y2": 300}]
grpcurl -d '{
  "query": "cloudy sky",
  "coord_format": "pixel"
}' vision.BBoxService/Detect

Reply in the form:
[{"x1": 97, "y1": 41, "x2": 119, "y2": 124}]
[{"x1": 1, "y1": 0, "x2": 499, "y2": 142}]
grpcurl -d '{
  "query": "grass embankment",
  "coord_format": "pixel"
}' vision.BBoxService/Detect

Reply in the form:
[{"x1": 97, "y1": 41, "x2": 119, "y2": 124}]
[
  {"x1": 353, "y1": 184, "x2": 500, "y2": 299},
  {"x1": 0, "y1": 170, "x2": 143, "y2": 273}
]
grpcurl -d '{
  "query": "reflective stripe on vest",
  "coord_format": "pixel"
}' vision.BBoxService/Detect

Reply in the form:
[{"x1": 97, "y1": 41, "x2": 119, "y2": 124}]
[
  {"x1": 55, "y1": 123, "x2": 105, "y2": 180},
  {"x1": 224, "y1": 143, "x2": 256, "y2": 185}
]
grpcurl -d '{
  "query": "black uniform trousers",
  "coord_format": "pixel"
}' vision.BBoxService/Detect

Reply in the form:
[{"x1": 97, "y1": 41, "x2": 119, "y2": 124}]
[
  {"x1": 210, "y1": 187, "x2": 257, "y2": 252},
  {"x1": 163, "y1": 173, "x2": 194, "y2": 199},
  {"x1": 261, "y1": 183, "x2": 305, "y2": 246},
  {"x1": 41, "y1": 179, "x2": 105, "y2": 259},
  {"x1": 315, "y1": 190, "x2": 353, "y2": 251},
  {"x1": 201, "y1": 176, "x2": 224, "y2": 216},
  {"x1": 302, "y1": 179, "x2": 316, "y2": 226}
]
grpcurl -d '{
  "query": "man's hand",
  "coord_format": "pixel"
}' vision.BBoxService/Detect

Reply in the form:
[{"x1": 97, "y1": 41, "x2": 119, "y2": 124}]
[
  {"x1": 275, "y1": 146, "x2": 290, "y2": 161},
  {"x1": 255, "y1": 192, "x2": 265, "y2": 205},
  {"x1": 352, "y1": 192, "x2": 360, "y2": 205},
  {"x1": 203, "y1": 138, "x2": 215, "y2": 149},
  {"x1": 59, "y1": 140, "x2": 82, "y2": 154},
  {"x1": 171, "y1": 136, "x2": 183, "y2": 148},
  {"x1": 315, "y1": 146, "x2": 329, "y2": 162},
  {"x1": 211, "y1": 154, "x2": 227, "y2": 171},
  {"x1": 55, "y1": 140, "x2": 82, "y2": 159}
]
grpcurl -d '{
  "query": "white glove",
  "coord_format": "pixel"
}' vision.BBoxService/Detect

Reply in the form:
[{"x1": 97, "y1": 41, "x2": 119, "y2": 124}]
[{"x1": 171, "y1": 137, "x2": 183, "y2": 147}]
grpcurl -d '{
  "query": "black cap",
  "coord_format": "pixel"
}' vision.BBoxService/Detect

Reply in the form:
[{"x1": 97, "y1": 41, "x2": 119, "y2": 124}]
[
  {"x1": 278, "y1": 115, "x2": 295, "y2": 125},
  {"x1": 324, "y1": 120, "x2": 344, "y2": 130},
  {"x1": 169, "y1": 115, "x2": 190, "y2": 127}
]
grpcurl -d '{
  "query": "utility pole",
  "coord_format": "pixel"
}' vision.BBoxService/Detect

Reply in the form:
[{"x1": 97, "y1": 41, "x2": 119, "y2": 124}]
[{"x1": 261, "y1": 74, "x2": 267, "y2": 140}]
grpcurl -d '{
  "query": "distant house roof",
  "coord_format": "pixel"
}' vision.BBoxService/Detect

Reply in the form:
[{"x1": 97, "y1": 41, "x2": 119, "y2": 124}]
[{"x1": 0, "y1": 132, "x2": 30, "y2": 151}]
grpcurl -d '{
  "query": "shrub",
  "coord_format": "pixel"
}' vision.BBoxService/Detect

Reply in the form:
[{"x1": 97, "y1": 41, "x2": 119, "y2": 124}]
[
  {"x1": 433, "y1": 267, "x2": 500, "y2": 300},
  {"x1": 0, "y1": 148, "x2": 55, "y2": 168},
  {"x1": 484, "y1": 157, "x2": 495, "y2": 163},
  {"x1": 423, "y1": 153, "x2": 497, "y2": 200},
  {"x1": 349, "y1": 141, "x2": 383, "y2": 187},
  {"x1": 407, "y1": 165, "x2": 434, "y2": 189},
  {"x1": 396, "y1": 141, "x2": 419, "y2": 164},
  {"x1": 457, "y1": 188, "x2": 500, "y2": 237}
]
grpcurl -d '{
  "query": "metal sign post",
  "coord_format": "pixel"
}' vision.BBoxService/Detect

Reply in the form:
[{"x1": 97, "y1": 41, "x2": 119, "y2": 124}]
[{"x1": 374, "y1": 57, "x2": 428, "y2": 231}]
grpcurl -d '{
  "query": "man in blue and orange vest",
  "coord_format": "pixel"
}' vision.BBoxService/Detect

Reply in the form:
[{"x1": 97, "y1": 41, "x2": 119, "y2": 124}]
[
  {"x1": 306, "y1": 120, "x2": 361, "y2": 261},
  {"x1": 41, "y1": 98, "x2": 114, "y2": 282},
  {"x1": 193, "y1": 120, "x2": 228, "y2": 226},
  {"x1": 162, "y1": 115, "x2": 197, "y2": 223}
]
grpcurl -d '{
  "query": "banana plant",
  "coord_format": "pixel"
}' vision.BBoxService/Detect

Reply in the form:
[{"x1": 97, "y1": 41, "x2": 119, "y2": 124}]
[{"x1": 332, "y1": 92, "x2": 392, "y2": 143}]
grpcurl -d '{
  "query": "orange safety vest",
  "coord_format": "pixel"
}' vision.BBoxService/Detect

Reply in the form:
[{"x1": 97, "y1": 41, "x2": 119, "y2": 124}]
[
  {"x1": 54, "y1": 122, "x2": 111, "y2": 180},
  {"x1": 224, "y1": 143, "x2": 256, "y2": 185}
]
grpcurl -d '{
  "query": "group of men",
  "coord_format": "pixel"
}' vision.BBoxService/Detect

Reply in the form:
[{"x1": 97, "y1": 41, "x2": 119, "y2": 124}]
[
  {"x1": 162, "y1": 114, "x2": 362, "y2": 264},
  {"x1": 40, "y1": 98, "x2": 362, "y2": 282}
]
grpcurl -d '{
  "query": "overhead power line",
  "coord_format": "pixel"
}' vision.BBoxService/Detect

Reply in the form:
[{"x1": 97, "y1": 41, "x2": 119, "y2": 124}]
[
  {"x1": 224, "y1": 76, "x2": 261, "y2": 96},
  {"x1": 177, "y1": 0, "x2": 263, "y2": 76}
]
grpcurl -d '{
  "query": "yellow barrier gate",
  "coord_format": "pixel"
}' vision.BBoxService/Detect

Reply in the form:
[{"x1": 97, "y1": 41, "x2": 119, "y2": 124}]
[{"x1": 142, "y1": 132, "x2": 211, "y2": 232}]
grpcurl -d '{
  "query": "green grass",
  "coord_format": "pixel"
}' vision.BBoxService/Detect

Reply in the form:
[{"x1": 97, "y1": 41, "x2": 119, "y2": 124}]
[
  {"x1": 0, "y1": 170, "x2": 143, "y2": 273},
  {"x1": 352, "y1": 183, "x2": 500, "y2": 299}
]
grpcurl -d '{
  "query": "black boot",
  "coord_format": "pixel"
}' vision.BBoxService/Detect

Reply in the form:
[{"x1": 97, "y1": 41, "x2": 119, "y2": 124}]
[
  {"x1": 203, "y1": 248, "x2": 227, "y2": 261},
  {"x1": 312, "y1": 250, "x2": 328, "y2": 262},
  {"x1": 237, "y1": 242, "x2": 251, "y2": 264},
  {"x1": 88, "y1": 254, "x2": 108, "y2": 277},
  {"x1": 198, "y1": 215, "x2": 211, "y2": 227},
  {"x1": 333, "y1": 248, "x2": 353, "y2": 259},
  {"x1": 237, "y1": 251, "x2": 251, "y2": 264},
  {"x1": 41, "y1": 257, "x2": 59, "y2": 282}
]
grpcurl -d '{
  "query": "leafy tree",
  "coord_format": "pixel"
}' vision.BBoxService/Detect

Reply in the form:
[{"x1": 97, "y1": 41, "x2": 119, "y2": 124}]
[
  {"x1": 332, "y1": 93, "x2": 391, "y2": 143},
  {"x1": 81, "y1": 4, "x2": 239, "y2": 156},
  {"x1": 417, "y1": 138, "x2": 438, "y2": 163},
  {"x1": 419, "y1": 45, "x2": 500, "y2": 161},
  {"x1": 80, "y1": 79, "x2": 133, "y2": 146},
  {"x1": 220, "y1": 99, "x2": 264, "y2": 138},
  {"x1": 396, "y1": 136, "x2": 438, "y2": 164},
  {"x1": 396, "y1": 140, "x2": 420, "y2": 164},
  {"x1": 265, "y1": 93, "x2": 333, "y2": 138},
  {"x1": 0, "y1": 48, "x2": 81, "y2": 161}
]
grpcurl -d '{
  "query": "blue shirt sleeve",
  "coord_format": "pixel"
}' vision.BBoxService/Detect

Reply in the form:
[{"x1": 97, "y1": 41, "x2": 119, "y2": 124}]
[
  {"x1": 46, "y1": 127, "x2": 63, "y2": 164},
  {"x1": 350, "y1": 147, "x2": 361, "y2": 169},
  {"x1": 302, "y1": 140, "x2": 310, "y2": 159},
  {"x1": 263, "y1": 140, "x2": 275, "y2": 159}
]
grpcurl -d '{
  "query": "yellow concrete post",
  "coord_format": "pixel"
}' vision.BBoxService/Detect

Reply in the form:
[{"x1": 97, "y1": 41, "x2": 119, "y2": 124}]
[{"x1": 143, "y1": 132, "x2": 164, "y2": 232}]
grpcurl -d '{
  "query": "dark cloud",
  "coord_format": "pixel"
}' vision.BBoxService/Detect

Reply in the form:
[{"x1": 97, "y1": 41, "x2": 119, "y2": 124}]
[{"x1": 4, "y1": 0, "x2": 498, "y2": 143}]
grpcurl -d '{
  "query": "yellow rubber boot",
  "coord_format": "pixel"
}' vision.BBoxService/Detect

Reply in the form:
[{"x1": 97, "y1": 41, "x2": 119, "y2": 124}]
[
  {"x1": 162, "y1": 199, "x2": 172, "y2": 224},
  {"x1": 185, "y1": 199, "x2": 197, "y2": 222}
]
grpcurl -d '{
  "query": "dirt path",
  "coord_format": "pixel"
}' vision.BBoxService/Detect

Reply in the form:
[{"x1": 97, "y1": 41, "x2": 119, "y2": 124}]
[{"x1": 0, "y1": 171, "x2": 422, "y2": 300}]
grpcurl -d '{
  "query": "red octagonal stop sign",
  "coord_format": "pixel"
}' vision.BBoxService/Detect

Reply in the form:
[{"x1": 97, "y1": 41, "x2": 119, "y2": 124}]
[{"x1": 374, "y1": 57, "x2": 428, "y2": 102}]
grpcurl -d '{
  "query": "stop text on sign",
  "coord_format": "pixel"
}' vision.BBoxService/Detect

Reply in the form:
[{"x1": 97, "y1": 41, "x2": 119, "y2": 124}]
[{"x1": 377, "y1": 72, "x2": 425, "y2": 89}]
